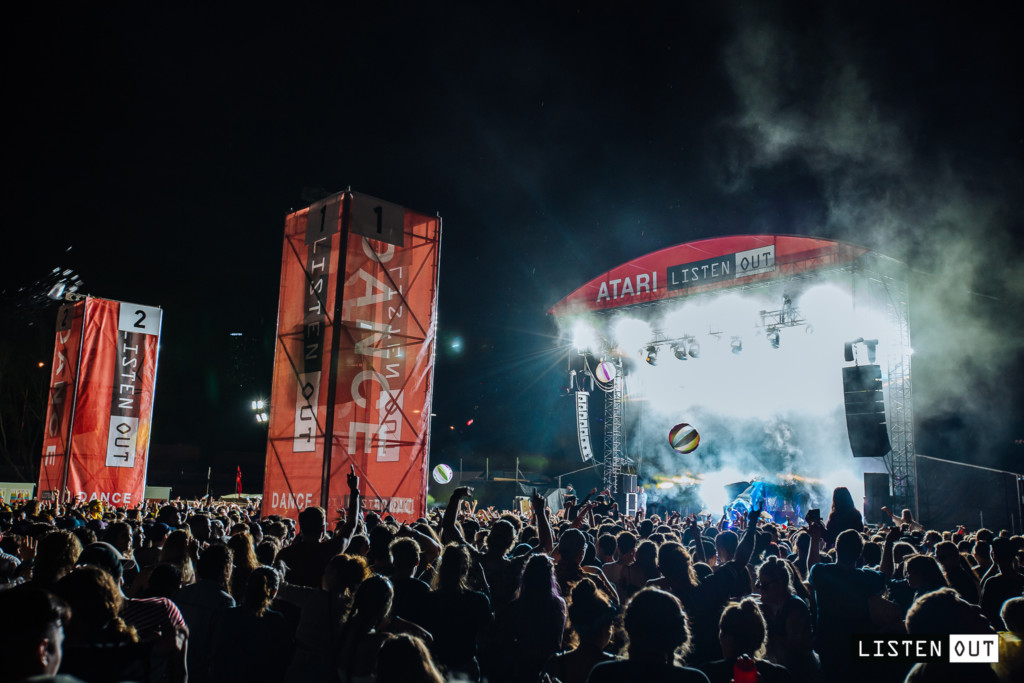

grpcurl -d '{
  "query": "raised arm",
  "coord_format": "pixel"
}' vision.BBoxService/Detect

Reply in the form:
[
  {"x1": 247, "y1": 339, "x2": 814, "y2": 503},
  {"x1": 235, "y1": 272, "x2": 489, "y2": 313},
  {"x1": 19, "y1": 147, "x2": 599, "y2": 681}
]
[
  {"x1": 687, "y1": 515, "x2": 708, "y2": 565},
  {"x1": 440, "y1": 487, "x2": 471, "y2": 545},
  {"x1": 570, "y1": 502, "x2": 595, "y2": 530},
  {"x1": 807, "y1": 520, "x2": 824, "y2": 570},
  {"x1": 734, "y1": 503, "x2": 763, "y2": 567},
  {"x1": 325, "y1": 466, "x2": 361, "y2": 554},
  {"x1": 532, "y1": 489, "x2": 554, "y2": 555},
  {"x1": 880, "y1": 525, "x2": 901, "y2": 579}
]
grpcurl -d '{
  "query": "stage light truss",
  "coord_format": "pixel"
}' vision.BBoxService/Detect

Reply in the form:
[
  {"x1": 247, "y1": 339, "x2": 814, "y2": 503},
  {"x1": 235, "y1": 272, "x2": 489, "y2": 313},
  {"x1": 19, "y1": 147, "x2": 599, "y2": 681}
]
[
  {"x1": 639, "y1": 332, "x2": 700, "y2": 360},
  {"x1": 603, "y1": 367, "x2": 625, "y2": 493},
  {"x1": 850, "y1": 256, "x2": 917, "y2": 517},
  {"x1": 879, "y1": 271, "x2": 916, "y2": 517},
  {"x1": 758, "y1": 298, "x2": 808, "y2": 333}
]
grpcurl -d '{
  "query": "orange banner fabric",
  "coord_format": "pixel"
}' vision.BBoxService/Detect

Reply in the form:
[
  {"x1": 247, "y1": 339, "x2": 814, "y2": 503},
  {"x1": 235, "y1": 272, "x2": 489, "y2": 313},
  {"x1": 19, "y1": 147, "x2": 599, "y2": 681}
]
[
  {"x1": 262, "y1": 192, "x2": 441, "y2": 521},
  {"x1": 38, "y1": 301, "x2": 85, "y2": 497},
  {"x1": 262, "y1": 193, "x2": 344, "y2": 514},
  {"x1": 38, "y1": 297, "x2": 162, "y2": 507}
]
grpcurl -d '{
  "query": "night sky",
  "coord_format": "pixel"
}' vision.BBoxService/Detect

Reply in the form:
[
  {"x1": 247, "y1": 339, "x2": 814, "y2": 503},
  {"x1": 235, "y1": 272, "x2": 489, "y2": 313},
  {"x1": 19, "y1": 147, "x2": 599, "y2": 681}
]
[{"x1": 3, "y1": 3, "x2": 1022, "y2": 495}]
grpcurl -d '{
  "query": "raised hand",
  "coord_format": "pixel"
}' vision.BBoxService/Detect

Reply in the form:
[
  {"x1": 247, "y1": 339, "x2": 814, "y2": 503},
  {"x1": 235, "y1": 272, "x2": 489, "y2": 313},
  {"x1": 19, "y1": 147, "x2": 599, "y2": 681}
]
[
  {"x1": 686, "y1": 514, "x2": 701, "y2": 542},
  {"x1": 347, "y1": 464, "x2": 359, "y2": 491},
  {"x1": 186, "y1": 536, "x2": 200, "y2": 560},
  {"x1": 16, "y1": 535, "x2": 37, "y2": 563},
  {"x1": 748, "y1": 503, "x2": 764, "y2": 528}
]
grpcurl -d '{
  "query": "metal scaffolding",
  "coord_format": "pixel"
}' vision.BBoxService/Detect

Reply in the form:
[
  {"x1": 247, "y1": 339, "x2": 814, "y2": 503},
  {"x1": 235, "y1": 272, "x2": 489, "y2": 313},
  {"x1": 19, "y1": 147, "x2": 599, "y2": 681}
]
[
  {"x1": 853, "y1": 255, "x2": 917, "y2": 517},
  {"x1": 881, "y1": 268, "x2": 917, "y2": 516},
  {"x1": 562, "y1": 244, "x2": 916, "y2": 514},
  {"x1": 603, "y1": 366, "x2": 624, "y2": 493}
]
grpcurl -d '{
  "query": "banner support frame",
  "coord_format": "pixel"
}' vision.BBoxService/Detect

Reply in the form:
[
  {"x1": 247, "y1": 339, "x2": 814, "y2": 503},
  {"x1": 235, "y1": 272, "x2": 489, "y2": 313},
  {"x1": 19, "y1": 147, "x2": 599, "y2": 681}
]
[
  {"x1": 320, "y1": 192, "x2": 353, "y2": 509},
  {"x1": 58, "y1": 297, "x2": 89, "y2": 501}
]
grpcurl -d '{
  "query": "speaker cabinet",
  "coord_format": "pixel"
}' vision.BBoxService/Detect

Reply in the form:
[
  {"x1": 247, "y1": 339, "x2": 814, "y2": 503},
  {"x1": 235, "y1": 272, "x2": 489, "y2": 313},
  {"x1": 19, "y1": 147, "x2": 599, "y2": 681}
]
[{"x1": 843, "y1": 365, "x2": 891, "y2": 459}]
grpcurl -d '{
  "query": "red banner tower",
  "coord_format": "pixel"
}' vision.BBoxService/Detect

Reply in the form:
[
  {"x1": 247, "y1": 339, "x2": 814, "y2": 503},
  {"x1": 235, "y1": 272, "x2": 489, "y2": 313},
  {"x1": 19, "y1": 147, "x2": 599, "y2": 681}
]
[
  {"x1": 38, "y1": 296, "x2": 163, "y2": 506},
  {"x1": 262, "y1": 191, "x2": 441, "y2": 521}
]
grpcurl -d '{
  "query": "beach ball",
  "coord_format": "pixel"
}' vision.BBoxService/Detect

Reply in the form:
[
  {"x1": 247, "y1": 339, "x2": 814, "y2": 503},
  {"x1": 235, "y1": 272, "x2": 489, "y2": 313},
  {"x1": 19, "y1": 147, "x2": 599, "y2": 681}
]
[
  {"x1": 669, "y1": 423, "x2": 700, "y2": 454},
  {"x1": 595, "y1": 361, "x2": 616, "y2": 383},
  {"x1": 432, "y1": 463, "x2": 454, "y2": 484}
]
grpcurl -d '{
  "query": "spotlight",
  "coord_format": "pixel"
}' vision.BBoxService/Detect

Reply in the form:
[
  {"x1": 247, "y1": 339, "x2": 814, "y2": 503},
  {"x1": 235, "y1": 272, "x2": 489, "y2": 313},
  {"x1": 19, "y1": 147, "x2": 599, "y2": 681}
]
[
  {"x1": 688, "y1": 340, "x2": 700, "y2": 358},
  {"x1": 673, "y1": 345, "x2": 687, "y2": 361},
  {"x1": 767, "y1": 329, "x2": 780, "y2": 349},
  {"x1": 645, "y1": 345, "x2": 658, "y2": 366},
  {"x1": 730, "y1": 337, "x2": 743, "y2": 355},
  {"x1": 844, "y1": 337, "x2": 863, "y2": 362},
  {"x1": 865, "y1": 340, "x2": 878, "y2": 363},
  {"x1": 46, "y1": 282, "x2": 66, "y2": 300}
]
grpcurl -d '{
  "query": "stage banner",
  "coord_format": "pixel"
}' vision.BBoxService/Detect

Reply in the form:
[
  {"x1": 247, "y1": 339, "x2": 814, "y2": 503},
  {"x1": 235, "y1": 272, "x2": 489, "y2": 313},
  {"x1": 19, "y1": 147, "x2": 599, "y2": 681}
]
[
  {"x1": 38, "y1": 297, "x2": 163, "y2": 507},
  {"x1": 262, "y1": 191, "x2": 441, "y2": 521},
  {"x1": 262, "y1": 193, "x2": 345, "y2": 515},
  {"x1": 37, "y1": 301, "x2": 85, "y2": 499}
]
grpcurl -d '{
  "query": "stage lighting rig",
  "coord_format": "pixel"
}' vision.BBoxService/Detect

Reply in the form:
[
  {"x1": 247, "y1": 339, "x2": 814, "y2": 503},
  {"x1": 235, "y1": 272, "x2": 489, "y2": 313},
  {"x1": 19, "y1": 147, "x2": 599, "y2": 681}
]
[
  {"x1": 646, "y1": 333, "x2": 700, "y2": 363},
  {"x1": 759, "y1": 294, "x2": 809, "y2": 339},
  {"x1": 251, "y1": 398, "x2": 269, "y2": 425},
  {"x1": 14, "y1": 266, "x2": 85, "y2": 310},
  {"x1": 645, "y1": 345, "x2": 658, "y2": 366}
]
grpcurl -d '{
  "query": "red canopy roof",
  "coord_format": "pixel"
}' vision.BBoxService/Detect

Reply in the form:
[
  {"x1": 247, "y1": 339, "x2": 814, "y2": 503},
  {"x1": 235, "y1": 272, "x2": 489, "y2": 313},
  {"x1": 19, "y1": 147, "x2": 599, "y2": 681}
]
[{"x1": 549, "y1": 235, "x2": 868, "y2": 316}]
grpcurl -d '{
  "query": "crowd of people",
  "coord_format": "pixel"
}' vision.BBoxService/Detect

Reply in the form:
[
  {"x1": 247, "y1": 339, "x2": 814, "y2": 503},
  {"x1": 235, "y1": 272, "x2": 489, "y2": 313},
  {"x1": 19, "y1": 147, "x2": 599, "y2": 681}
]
[{"x1": 1, "y1": 475, "x2": 1023, "y2": 683}]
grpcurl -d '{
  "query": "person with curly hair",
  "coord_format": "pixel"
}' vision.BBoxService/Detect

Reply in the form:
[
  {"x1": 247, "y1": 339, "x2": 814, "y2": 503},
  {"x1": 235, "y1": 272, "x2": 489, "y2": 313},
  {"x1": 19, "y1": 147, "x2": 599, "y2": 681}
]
[
  {"x1": 209, "y1": 565, "x2": 294, "y2": 682},
  {"x1": 53, "y1": 566, "x2": 156, "y2": 683},
  {"x1": 587, "y1": 586, "x2": 709, "y2": 682},
  {"x1": 543, "y1": 577, "x2": 618, "y2": 683}
]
